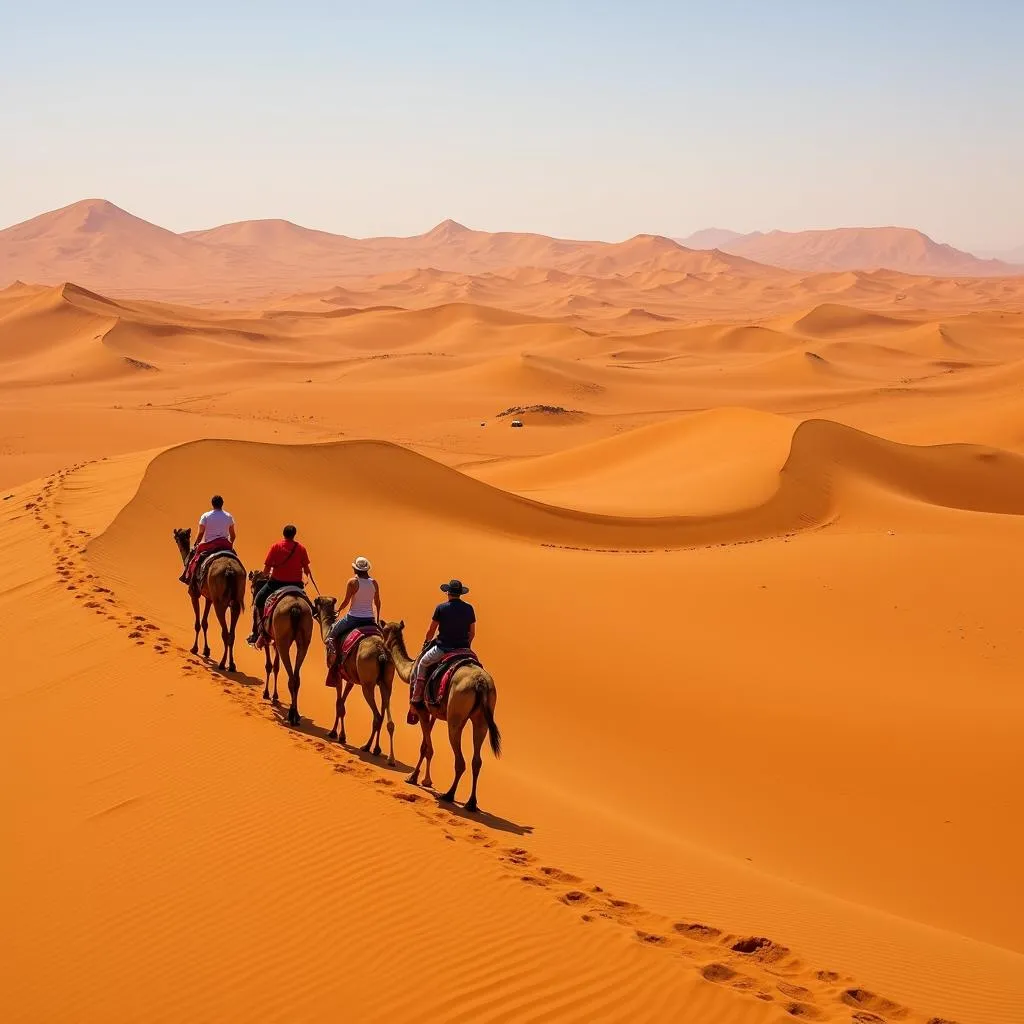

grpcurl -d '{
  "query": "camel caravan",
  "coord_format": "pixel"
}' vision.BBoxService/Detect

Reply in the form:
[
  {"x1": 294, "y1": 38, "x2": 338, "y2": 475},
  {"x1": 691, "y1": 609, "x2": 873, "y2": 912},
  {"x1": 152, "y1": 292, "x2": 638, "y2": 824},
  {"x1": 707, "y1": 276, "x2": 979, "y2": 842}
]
[{"x1": 174, "y1": 495, "x2": 501, "y2": 812}]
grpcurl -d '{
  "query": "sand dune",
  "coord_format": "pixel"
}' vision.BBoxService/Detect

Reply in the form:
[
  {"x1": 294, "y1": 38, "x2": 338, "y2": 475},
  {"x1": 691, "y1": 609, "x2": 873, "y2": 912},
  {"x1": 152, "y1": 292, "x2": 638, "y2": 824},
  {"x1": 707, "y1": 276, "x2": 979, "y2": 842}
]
[{"x1": 4, "y1": 214, "x2": 1024, "y2": 1024}]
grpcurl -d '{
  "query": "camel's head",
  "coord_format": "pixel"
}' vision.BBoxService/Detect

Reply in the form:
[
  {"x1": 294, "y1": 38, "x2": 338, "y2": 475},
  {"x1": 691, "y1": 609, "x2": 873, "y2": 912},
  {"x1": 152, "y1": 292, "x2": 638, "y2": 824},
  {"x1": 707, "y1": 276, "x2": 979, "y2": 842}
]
[
  {"x1": 247, "y1": 569, "x2": 269, "y2": 593},
  {"x1": 172, "y1": 527, "x2": 191, "y2": 559},
  {"x1": 313, "y1": 596, "x2": 337, "y2": 627},
  {"x1": 380, "y1": 619, "x2": 405, "y2": 647}
]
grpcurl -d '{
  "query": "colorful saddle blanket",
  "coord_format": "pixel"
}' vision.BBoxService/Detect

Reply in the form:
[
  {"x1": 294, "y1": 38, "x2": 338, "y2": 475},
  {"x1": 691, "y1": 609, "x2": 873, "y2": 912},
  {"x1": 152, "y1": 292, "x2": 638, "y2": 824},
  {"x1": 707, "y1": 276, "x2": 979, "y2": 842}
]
[
  {"x1": 187, "y1": 539, "x2": 238, "y2": 593},
  {"x1": 259, "y1": 585, "x2": 310, "y2": 647},
  {"x1": 426, "y1": 649, "x2": 480, "y2": 707},
  {"x1": 325, "y1": 624, "x2": 383, "y2": 685}
]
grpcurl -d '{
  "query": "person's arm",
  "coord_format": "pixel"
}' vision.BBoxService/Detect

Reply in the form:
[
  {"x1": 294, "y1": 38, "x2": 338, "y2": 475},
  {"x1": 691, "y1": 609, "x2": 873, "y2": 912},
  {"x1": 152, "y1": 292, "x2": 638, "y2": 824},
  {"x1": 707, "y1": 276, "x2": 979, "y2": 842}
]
[
  {"x1": 195, "y1": 518, "x2": 206, "y2": 545},
  {"x1": 228, "y1": 522, "x2": 237, "y2": 543},
  {"x1": 423, "y1": 619, "x2": 439, "y2": 648},
  {"x1": 467, "y1": 622, "x2": 476, "y2": 646},
  {"x1": 263, "y1": 545, "x2": 275, "y2": 574},
  {"x1": 373, "y1": 580, "x2": 382, "y2": 622},
  {"x1": 302, "y1": 547, "x2": 312, "y2": 579},
  {"x1": 337, "y1": 578, "x2": 357, "y2": 613}
]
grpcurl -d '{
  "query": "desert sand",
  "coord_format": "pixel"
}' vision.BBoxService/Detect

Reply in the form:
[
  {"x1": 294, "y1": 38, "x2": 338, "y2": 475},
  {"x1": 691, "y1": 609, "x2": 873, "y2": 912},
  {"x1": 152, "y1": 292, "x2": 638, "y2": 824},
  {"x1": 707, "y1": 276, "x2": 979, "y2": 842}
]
[{"x1": 2, "y1": 203, "x2": 1024, "y2": 1024}]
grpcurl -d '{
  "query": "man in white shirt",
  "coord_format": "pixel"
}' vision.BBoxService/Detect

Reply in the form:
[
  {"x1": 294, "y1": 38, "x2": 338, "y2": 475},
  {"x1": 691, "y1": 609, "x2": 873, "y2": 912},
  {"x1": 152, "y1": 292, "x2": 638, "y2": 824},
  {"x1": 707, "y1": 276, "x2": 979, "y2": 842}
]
[{"x1": 179, "y1": 495, "x2": 238, "y2": 585}]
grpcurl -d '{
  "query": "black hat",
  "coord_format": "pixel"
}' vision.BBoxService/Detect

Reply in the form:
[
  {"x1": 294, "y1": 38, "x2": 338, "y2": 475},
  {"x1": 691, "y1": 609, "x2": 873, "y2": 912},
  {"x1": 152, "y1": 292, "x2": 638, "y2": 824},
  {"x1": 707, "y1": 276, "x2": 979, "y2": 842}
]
[{"x1": 440, "y1": 579, "x2": 469, "y2": 596}]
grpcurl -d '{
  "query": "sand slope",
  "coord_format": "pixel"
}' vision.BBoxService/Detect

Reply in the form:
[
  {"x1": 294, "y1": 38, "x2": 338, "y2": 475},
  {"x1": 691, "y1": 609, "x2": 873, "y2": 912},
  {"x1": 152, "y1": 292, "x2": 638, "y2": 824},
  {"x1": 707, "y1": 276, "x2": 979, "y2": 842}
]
[{"x1": 3, "y1": 233, "x2": 1024, "y2": 1023}]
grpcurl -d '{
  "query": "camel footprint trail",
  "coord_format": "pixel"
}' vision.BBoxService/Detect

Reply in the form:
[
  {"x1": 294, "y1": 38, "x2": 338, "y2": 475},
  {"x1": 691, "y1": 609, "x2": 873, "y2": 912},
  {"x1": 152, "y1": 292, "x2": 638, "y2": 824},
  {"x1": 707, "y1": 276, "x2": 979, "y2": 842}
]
[{"x1": 29, "y1": 456, "x2": 963, "y2": 1024}]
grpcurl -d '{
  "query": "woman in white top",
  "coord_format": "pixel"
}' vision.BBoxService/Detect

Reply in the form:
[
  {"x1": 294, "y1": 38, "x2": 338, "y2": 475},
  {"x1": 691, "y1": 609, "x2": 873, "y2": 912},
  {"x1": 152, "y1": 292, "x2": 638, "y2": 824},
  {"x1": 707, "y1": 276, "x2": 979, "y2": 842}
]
[
  {"x1": 328, "y1": 556, "x2": 382, "y2": 645},
  {"x1": 180, "y1": 494, "x2": 237, "y2": 584}
]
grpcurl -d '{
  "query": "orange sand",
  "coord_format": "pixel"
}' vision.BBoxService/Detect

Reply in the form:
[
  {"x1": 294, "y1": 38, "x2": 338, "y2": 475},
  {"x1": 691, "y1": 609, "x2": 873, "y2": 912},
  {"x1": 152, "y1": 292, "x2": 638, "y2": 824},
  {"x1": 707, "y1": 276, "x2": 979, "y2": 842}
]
[{"x1": 2, "y1": 204, "x2": 1024, "y2": 1024}]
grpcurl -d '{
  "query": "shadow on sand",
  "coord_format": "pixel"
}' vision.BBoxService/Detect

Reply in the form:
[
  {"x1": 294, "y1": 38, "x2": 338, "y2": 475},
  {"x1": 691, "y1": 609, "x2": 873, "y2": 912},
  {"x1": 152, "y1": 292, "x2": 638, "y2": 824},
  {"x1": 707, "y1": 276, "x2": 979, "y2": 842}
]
[
  {"x1": 266, "y1": 704, "x2": 533, "y2": 836},
  {"x1": 428, "y1": 792, "x2": 534, "y2": 836}
]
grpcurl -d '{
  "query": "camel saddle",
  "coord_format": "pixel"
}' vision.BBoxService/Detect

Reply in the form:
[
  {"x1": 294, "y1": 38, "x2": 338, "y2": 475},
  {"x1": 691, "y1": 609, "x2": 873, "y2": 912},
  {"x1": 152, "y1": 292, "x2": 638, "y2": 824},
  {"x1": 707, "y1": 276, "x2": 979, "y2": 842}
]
[
  {"x1": 425, "y1": 649, "x2": 479, "y2": 708},
  {"x1": 258, "y1": 585, "x2": 311, "y2": 648},
  {"x1": 325, "y1": 623, "x2": 383, "y2": 685},
  {"x1": 187, "y1": 541, "x2": 240, "y2": 596}
]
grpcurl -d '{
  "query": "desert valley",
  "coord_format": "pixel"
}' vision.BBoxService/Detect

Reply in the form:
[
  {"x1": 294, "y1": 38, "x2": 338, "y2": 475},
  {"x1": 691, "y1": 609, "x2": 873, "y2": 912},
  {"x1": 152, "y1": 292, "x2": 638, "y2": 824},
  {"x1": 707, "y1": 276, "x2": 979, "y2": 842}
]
[{"x1": 2, "y1": 197, "x2": 1024, "y2": 1024}]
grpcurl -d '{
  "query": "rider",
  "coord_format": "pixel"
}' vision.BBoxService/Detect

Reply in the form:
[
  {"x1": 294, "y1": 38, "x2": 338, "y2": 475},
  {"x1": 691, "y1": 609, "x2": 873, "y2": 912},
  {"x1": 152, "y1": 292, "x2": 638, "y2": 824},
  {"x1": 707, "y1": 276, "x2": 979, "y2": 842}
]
[
  {"x1": 179, "y1": 494, "x2": 236, "y2": 585},
  {"x1": 410, "y1": 579, "x2": 476, "y2": 714},
  {"x1": 327, "y1": 556, "x2": 382, "y2": 652},
  {"x1": 246, "y1": 524, "x2": 313, "y2": 646}
]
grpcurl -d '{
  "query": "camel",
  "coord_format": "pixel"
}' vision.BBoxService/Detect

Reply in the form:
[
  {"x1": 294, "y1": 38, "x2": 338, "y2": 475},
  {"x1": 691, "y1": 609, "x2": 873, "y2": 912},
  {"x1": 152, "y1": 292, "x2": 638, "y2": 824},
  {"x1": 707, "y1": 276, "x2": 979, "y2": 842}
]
[
  {"x1": 313, "y1": 597, "x2": 396, "y2": 765},
  {"x1": 380, "y1": 620, "x2": 501, "y2": 812},
  {"x1": 247, "y1": 570, "x2": 314, "y2": 727},
  {"x1": 172, "y1": 527, "x2": 246, "y2": 671}
]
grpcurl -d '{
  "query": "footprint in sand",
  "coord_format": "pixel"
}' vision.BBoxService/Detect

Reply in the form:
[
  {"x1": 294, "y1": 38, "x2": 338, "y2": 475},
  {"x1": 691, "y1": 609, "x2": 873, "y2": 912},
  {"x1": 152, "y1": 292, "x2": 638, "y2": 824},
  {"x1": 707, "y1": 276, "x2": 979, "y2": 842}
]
[
  {"x1": 500, "y1": 847, "x2": 536, "y2": 868},
  {"x1": 560, "y1": 890, "x2": 590, "y2": 907},
  {"x1": 539, "y1": 866, "x2": 581, "y2": 884},
  {"x1": 701, "y1": 962, "x2": 755, "y2": 990},
  {"x1": 674, "y1": 921, "x2": 721, "y2": 942},
  {"x1": 782, "y1": 1002, "x2": 823, "y2": 1019},
  {"x1": 729, "y1": 935, "x2": 795, "y2": 968},
  {"x1": 841, "y1": 989, "x2": 910, "y2": 1020}
]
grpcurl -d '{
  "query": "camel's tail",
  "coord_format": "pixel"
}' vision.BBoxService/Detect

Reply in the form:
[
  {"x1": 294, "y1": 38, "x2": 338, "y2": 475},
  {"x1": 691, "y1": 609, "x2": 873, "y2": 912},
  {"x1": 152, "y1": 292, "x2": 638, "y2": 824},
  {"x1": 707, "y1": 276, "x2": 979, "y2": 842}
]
[
  {"x1": 289, "y1": 603, "x2": 303, "y2": 631},
  {"x1": 476, "y1": 681, "x2": 502, "y2": 758},
  {"x1": 224, "y1": 566, "x2": 245, "y2": 612},
  {"x1": 377, "y1": 650, "x2": 389, "y2": 687}
]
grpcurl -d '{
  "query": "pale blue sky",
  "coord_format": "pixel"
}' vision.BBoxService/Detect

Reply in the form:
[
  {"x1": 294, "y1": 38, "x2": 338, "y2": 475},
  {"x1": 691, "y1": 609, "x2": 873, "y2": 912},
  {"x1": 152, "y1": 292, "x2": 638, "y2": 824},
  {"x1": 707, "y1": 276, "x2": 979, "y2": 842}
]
[{"x1": 2, "y1": 1, "x2": 1021, "y2": 248}]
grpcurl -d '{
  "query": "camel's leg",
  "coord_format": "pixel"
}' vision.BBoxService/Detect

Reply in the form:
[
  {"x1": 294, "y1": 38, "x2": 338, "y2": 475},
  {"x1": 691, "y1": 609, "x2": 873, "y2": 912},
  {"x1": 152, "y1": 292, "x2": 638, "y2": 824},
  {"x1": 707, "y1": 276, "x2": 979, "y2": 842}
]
[
  {"x1": 290, "y1": 635, "x2": 309, "y2": 728},
  {"x1": 440, "y1": 715, "x2": 468, "y2": 804},
  {"x1": 262, "y1": 645, "x2": 273, "y2": 700},
  {"x1": 382, "y1": 677, "x2": 396, "y2": 767},
  {"x1": 225, "y1": 601, "x2": 239, "y2": 673},
  {"x1": 189, "y1": 592, "x2": 201, "y2": 655},
  {"x1": 464, "y1": 715, "x2": 488, "y2": 813},
  {"x1": 327, "y1": 683, "x2": 342, "y2": 740},
  {"x1": 200, "y1": 598, "x2": 212, "y2": 659},
  {"x1": 272, "y1": 650, "x2": 282, "y2": 705},
  {"x1": 214, "y1": 600, "x2": 231, "y2": 671},
  {"x1": 360, "y1": 682, "x2": 383, "y2": 756},
  {"x1": 279, "y1": 640, "x2": 300, "y2": 726},
  {"x1": 408, "y1": 715, "x2": 434, "y2": 787},
  {"x1": 328, "y1": 681, "x2": 354, "y2": 742},
  {"x1": 421, "y1": 716, "x2": 436, "y2": 789}
]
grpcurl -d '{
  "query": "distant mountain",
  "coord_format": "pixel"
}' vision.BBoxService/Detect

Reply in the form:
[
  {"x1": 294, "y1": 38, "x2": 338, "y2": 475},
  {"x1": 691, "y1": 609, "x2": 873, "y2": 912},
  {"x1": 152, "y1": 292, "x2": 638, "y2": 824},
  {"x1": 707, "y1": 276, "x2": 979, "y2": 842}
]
[
  {"x1": 679, "y1": 225, "x2": 1019, "y2": 277},
  {"x1": 2, "y1": 201, "x2": 1020, "y2": 305},
  {"x1": 970, "y1": 243, "x2": 1024, "y2": 263},
  {"x1": 675, "y1": 228, "x2": 754, "y2": 250},
  {"x1": 0, "y1": 201, "x2": 786, "y2": 300},
  {"x1": 0, "y1": 199, "x2": 259, "y2": 296}
]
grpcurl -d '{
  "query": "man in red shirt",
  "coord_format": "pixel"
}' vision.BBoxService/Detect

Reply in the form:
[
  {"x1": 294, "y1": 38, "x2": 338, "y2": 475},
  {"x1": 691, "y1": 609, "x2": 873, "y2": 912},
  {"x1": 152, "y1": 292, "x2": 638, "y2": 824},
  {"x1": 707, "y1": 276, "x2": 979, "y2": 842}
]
[{"x1": 246, "y1": 523, "x2": 314, "y2": 646}]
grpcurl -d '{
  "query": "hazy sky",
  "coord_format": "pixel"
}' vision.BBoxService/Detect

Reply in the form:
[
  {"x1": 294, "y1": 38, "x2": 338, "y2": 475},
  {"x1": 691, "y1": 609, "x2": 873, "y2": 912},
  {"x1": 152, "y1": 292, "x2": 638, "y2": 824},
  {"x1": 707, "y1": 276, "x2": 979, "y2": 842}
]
[{"x1": 2, "y1": 2, "x2": 1021, "y2": 249}]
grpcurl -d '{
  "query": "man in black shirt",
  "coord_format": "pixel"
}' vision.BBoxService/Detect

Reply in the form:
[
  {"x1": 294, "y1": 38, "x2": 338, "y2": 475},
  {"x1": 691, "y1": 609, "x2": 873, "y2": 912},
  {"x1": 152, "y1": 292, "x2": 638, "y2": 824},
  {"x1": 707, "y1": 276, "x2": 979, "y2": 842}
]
[{"x1": 410, "y1": 579, "x2": 476, "y2": 709}]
